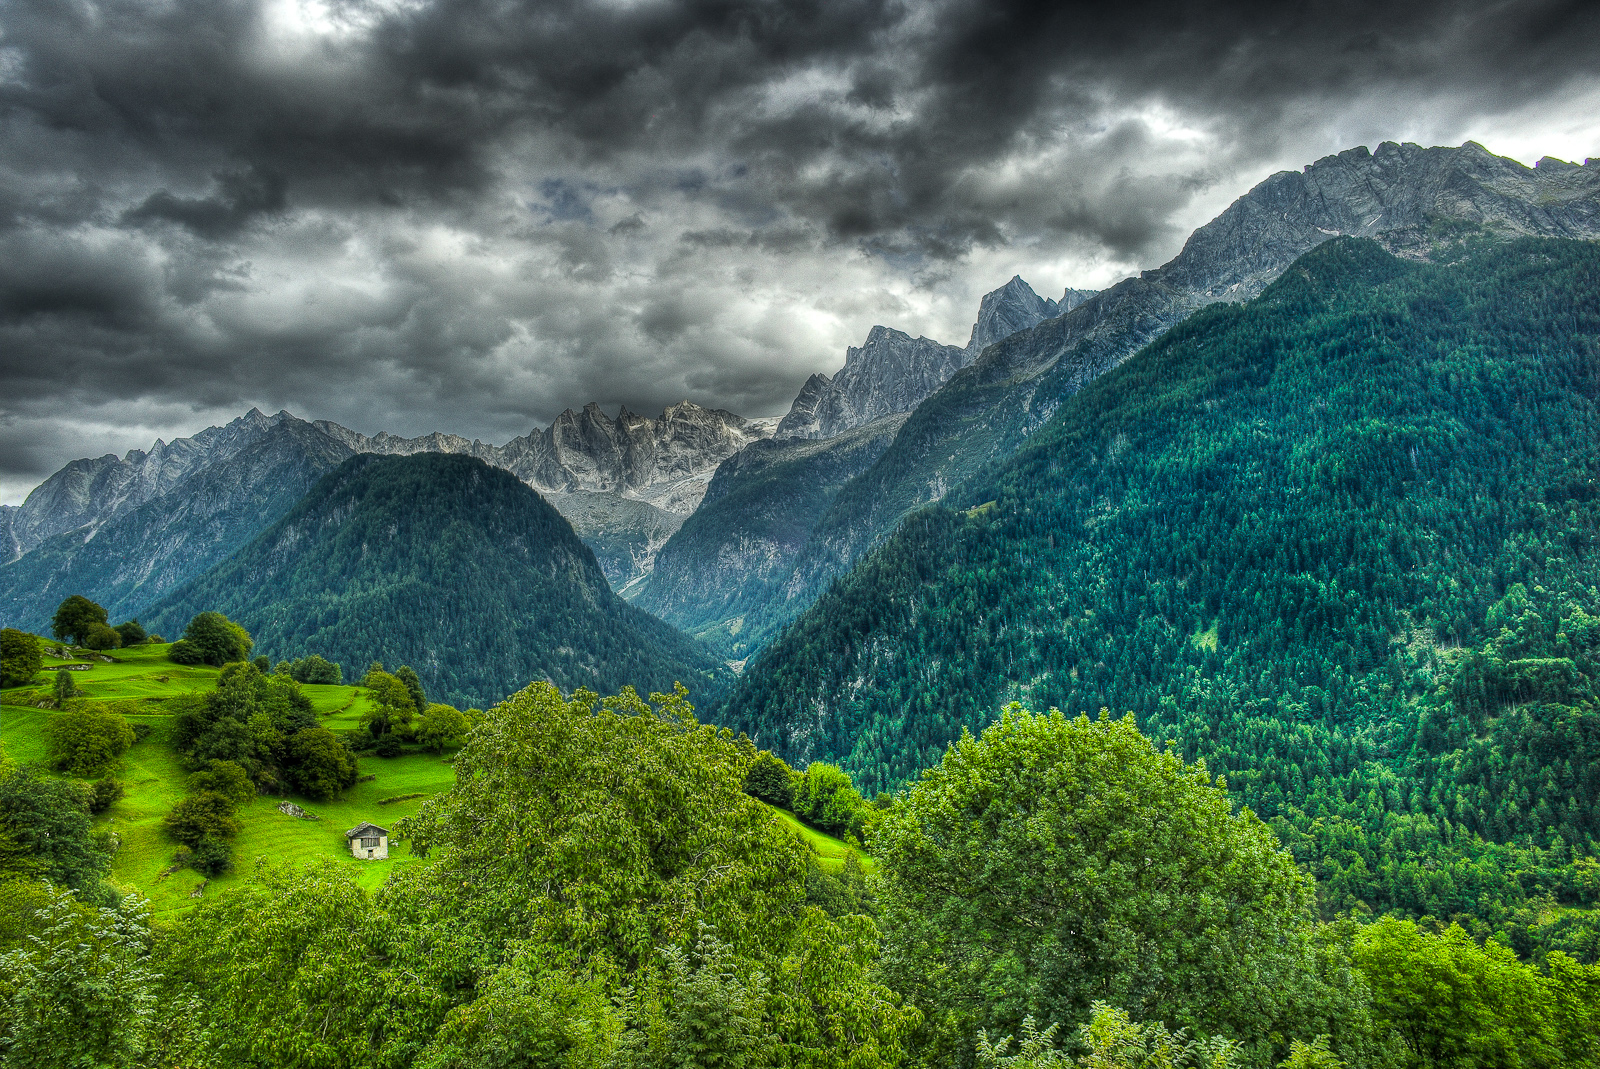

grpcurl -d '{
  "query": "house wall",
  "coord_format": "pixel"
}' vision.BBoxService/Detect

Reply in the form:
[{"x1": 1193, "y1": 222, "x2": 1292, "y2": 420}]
[{"x1": 348, "y1": 835, "x2": 389, "y2": 860}]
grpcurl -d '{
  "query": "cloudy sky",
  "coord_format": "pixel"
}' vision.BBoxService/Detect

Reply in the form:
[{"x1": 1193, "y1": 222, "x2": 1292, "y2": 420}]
[{"x1": 2, "y1": 0, "x2": 1599, "y2": 503}]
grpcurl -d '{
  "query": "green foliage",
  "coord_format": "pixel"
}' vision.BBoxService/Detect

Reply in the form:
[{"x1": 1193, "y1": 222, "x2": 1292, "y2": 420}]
[
  {"x1": 51, "y1": 594, "x2": 108, "y2": 645},
  {"x1": 88, "y1": 777, "x2": 126, "y2": 814},
  {"x1": 1350, "y1": 917, "x2": 1563, "y2": 1069},
  {"x1": 0, "y1": 884, "x2": 158, "y2": 1068},
  {"x1": 874, "y1": 706, "x2": 1317, "y2": 1065},
  {"x1": 396, "y1": 665, "x2": 427, "y2": 722},
  {"x1": 1278, "y1": 1036, "x2": 1345, "y2": 1069},
  {"x1": 53, "y1": 667, "x2": 82, "y2": 704},
  {"x1": 0, "y1": 762, "x2": 112, "y2": 901},
  {"x1": 145, "y1": 452, "x2": 724, "y2": 710},
  {"x1": 46, "y1": 702, "x2": 137, "y2": 777},
  {"x1": 163, "y1": 790, "x2": 242, "y2": 848},
  {"x1": 975, "y1": 1016, "x2": 1067, "y2": 1069},
  {"x1": 743, "y1": 751, "x2": 795, "y2": 809},
  {"x1": 175, "y1": 610, "x2": 253, "y2": 666},
  {"x1": 362, "y1": 668, "x2": 419, "y2": 738},
  {"x1": 84, "y1": 620, "x2": 123, "y2": 650},
  {"x1": 287, "y1": 653, "x2": 342, "y2": 685},
  {"x1": 416, "y1": 703, "x2": 470, "y2": 753},
  {"x1": 172, "y1": 660, "x2": 322, "y2": 792},
  {"x1": 186, "y1": 759, "x2": 257, "y2": 805},
  {"x1": 113, "y1": 619, "x2": 147, "y2": 646},
  {"x1": 1073, "y1": 1004, "x2": 1242, "y2": 1069},
  {"x1": 793, "y1": 761, "x2": 866, "y2": 840},
  {"x1": 288, "y1": 726, "x2": 359, "y2": 800},
  {"x1": 0, "y1": 627, "x2": 43, "y2": 687},
  {"x1": 721, "y1": 237, "x2": 1600, "y2": 943}
]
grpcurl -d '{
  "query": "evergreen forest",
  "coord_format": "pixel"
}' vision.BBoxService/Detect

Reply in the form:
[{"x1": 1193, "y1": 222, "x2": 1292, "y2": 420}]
[
  {"x1": 720, "y1": 237, "x2": 1600, "y2": 955},
  {"x1": 145, "y1": 453, "x2": 723, "y2": 709}
]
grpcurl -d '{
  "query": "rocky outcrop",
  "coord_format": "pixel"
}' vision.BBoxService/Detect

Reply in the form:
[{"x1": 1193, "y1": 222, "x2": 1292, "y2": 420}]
[
  {"x1": 774, "y1": 276, "x2": 1070, "y2": 441},
  {"x1": 318, "y1": 401, "x2": 772, "y2": 516},
  {"x1": 547, "y1": 490, "x2": 684, "y2": 595},
  {"x1": 4, "y1": 408, "x2": 296, "y2": 563},
  {"x1": 775, "y1": 328, "x2": 965, "y2": 440}
]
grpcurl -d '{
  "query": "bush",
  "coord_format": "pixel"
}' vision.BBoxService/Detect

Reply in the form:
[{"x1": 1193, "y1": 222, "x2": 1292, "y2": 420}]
[
  {"x1": 163, "y1": 791, "x2": 241, "y2": 848},
  {"x1": 52, "y1": 669, "x2": 82, "y2": 705},
  {"x1": 374, "y1": 733, "x2": 403, "y2": 758},
  {"x1": 188, "y1": 836, "x2": 234, "y2": 878},
  {"x1": 417, "y1": 703, "x2": 470, "y2": 753},
  {"x1": 168, "y1": 639, "x2": 205, "y2": 665},
  {"x1": 287, "y1": 728, "x2": 358, "y2": 800},
  {"x1": 187, "y1": 760, "x2": 256, "y2": 805},
  {"x1": 288, "y1": 654, "x2": 342, "y2": 685},
  {"x1": 742, "y1": 751, "x2": 795, "y2": 809},
  {"x1": 46, "y1": 705, "x2": 137, "y2": 777},
  {"x1": 88, "y1": 778, "x2": 126, "y2": 814},
  {"x1": 82, "y1": 622, "x2": 122, "y2": 651},
  {"x1": 1, "y1": 628, "x2": 43, "y2": 687},
  {"x1": 176, "y1": 612, "x2": 253, "y2": 666},
  {"x1": 113, "y1": 619, "x2": 147, "y2": 646},
  {"x1": 793, "y1": 762, "x2": 866, "y2": 839}
]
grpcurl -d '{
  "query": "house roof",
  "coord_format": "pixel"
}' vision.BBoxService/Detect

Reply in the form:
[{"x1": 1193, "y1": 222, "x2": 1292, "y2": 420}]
[{"x1": 345, "y1": 821, "x2": 389, "y2": 838}]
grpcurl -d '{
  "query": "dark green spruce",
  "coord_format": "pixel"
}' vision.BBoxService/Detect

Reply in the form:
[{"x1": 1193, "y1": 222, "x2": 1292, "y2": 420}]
[
  {"x1": 717, "y1": 236, "x2": 1600, "y2": 948},
  {"x1": 147, "y1": 453, "x2": 723, "y2": 710}
]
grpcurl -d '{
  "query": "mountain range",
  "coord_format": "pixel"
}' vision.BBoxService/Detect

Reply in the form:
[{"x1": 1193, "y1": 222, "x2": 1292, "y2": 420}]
[{"x1": 4, "y1": 139, "x2": 1598, "y2": 712}]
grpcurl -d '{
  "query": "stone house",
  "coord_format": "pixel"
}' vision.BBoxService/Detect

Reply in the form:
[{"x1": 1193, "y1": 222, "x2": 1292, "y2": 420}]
[{"x1": 345, "y1": 821, "x2": 389, "y2": 860}]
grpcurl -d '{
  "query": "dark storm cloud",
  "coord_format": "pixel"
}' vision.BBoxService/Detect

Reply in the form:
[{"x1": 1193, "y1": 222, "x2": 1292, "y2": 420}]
[{"x1": 1, "y1": 0, "x2": 1598, "y2": 497}]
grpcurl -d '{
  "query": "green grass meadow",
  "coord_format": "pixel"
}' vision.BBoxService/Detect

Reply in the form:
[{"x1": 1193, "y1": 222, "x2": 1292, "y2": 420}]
[{"x1": 3, "y1": 637, "x2": 869, "y2": 913}]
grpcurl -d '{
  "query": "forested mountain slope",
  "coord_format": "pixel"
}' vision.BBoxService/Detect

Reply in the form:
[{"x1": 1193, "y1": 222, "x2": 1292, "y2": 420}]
[
  {"x1": 719, "y1": 236, "x2": 1600, "y2": 940},
  {"x1": 146, "y1": 453, "x2": 722, "y2": 709},
  {"x1": 695, "y1": 144, "x2": 1600, "y2": 661},
  {"x1": 0, "y1": 418, "x2": 354, "y2": 630},
  {"x1": 632, "y1": 413, "x2": 909, "y2": 653}
]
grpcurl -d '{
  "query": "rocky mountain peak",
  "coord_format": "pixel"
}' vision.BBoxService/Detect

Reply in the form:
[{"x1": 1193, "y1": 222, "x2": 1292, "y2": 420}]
[
  {"x1": 966, "y1": 276, "x2": 1062, "y2": 354},
  {"x1": 775, "y1": 273, "x2": 1078, "y2": 442}
]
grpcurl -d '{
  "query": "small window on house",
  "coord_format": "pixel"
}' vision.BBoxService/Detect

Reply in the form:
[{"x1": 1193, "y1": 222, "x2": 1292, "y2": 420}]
[{"x1": 361, "y1": 837, "x2": 379, "y2": 848}]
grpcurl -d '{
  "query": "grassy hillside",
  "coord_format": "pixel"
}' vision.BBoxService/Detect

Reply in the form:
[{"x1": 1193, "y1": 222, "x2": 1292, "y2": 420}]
[
  {"x1": 1, "y1": 642, "x2": 448, "y2": 916},
  {"x1": 3, "y1": 639, "x2": 863, "y2": 917}
]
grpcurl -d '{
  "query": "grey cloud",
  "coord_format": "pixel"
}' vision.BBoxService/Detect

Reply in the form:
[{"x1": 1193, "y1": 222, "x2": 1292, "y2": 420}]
[{"x1": 2, "y1": 0, "x2": 1599, "y2": 498}]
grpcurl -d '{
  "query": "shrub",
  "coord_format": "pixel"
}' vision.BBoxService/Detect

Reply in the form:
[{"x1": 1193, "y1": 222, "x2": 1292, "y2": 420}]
[
  {"x1": 168, "y1": 639, "x2": 205, "y2": 665},
  {"x1": 176, "y1": 612, "x2": 253, "y2": 666},
  {"x1": 374, "y1": 733, "x2": 403, "y2": 758},
  {"x1": 82, "y1": 622, "x2": 122, "y2": 651},
  {"x1": 288, "y1": 654, "x2": 342, "y2": 685},
  {"x1": 188, "y1": 836, "x2": 234, "y2": 878},
  {"x1": 88, "y1": 778, "x2": 126, "y2": 814},
  {"x1": 46, "y1": 705, "x2": 137, "y2": 777},
  {"x1": 417, "y1": 703, "x2": 470, "y2": 753},
  {"x1": 52, "y1": 669, "x2": 82, "y2": 705},
  {"x1": 112, "y1": 619, "x2": 147, "y2": 646},
  {"x1": 1, "y1": 628, "x2": 43, "y2": 687},
  {"x1": 187, "y1": 760, "x2": 256, "y2": 805},
  {"x1": 163, "y1": 791, "x2": 241, "y2": 848},
  {"x1": 793, "y1": 761, "x2": 866, "y2": 838},
  {"x1": 742, "y1": 751, "x2": 795, "y2": 809},
  {"x1": 287, "y1": 728, "x2": 358, "y2": 800}
]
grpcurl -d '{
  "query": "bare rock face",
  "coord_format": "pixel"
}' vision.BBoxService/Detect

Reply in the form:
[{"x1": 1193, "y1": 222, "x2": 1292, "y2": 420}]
[
  {"x1": 966, "y1": 276, "x2": 1068, "y2": 355},
  {"x1": 4, "y1": 407, "x2": 293, "y2": 563},
  {"x1": 320, "y1": 401, "x2": 772, "y2": 516},
  {"x1": 776, "y1": 276, "x2": 1072, "y2": 440}
]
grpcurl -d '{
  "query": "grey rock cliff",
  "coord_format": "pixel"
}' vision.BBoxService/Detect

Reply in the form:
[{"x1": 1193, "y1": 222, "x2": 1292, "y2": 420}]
[{"x1": 775, "y1": 275, "x2": 1070, "y2": 440}]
